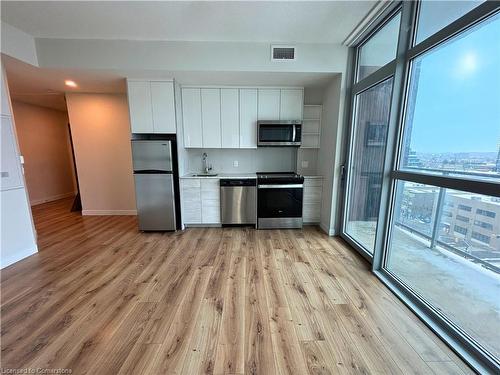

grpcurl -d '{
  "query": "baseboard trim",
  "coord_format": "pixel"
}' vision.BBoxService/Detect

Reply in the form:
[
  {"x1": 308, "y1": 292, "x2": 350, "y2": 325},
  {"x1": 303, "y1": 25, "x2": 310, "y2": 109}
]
[
  {"x1": 31, "y1": 192, "x2": 77, "y2": 206},
  {"x1": 1, "y1": 245, "x2": 38, "y2": 269},
  {"x1": 82, "y1": 210, "x2": 137, "y2": 216},
  {"x1": 320, "y1": 222, "x2": 335, "y2": 236}
]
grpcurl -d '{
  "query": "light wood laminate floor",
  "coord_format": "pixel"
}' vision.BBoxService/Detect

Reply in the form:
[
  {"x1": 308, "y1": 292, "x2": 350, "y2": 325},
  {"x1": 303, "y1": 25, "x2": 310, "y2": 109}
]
[{"x1": 1, "y1": 198, "x2": 471, "y2": 374}]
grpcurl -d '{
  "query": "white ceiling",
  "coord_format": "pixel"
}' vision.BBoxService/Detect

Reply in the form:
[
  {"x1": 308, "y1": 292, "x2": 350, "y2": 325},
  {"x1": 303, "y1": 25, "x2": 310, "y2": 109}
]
[{"x1": 1, "y1": 1, "x2": 375, "y2": 43}]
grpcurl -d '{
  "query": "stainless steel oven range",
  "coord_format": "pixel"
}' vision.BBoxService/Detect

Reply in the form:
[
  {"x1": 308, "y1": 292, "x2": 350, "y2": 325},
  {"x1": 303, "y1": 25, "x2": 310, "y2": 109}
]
[{"x1": 257, "y1": 172, "x2": 304, "y2": 229}]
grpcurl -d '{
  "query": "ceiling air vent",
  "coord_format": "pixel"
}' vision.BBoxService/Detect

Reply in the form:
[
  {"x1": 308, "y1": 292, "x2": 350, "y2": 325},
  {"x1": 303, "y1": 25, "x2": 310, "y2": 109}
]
[{"x1": 271, "y1": 45, "x2": 296, "y2": 61}]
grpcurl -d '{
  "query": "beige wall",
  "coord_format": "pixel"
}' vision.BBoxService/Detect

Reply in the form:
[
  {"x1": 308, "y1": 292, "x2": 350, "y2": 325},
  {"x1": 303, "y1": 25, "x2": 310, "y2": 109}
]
[
  {"x1": 65, "y1": 93, "x2": 136, "y2": 215},
  {"x1": 12, "y1": 101, "x2": 77, "y2": 205},
  {"x1": 319, "y1": 75, "x2": 343, "y2": 235}
]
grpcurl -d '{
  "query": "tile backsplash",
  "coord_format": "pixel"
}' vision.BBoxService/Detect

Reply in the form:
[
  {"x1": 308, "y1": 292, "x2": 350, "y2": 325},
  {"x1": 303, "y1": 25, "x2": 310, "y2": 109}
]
[
  {"x1": 186, "y1": 148, "x2": 298, "y2": 174},
  {"x1": 184, "y1": 147, "x2": 320, "y2": 175}
]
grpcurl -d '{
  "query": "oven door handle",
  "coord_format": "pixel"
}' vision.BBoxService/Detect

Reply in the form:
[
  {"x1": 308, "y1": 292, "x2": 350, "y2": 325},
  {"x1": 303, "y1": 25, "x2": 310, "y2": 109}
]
[
  {"x1": 258, "y1": 184, "x2": 303, "y2": 189},
  {"x1": 292, "y1": 124, "x2": 296, "y2": 142}
]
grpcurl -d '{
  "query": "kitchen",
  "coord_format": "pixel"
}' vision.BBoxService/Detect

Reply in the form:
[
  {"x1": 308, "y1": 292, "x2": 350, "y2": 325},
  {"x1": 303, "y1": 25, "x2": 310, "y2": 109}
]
[{"x1": 128, "y1": 81, "x2": 327, "y2": 232}]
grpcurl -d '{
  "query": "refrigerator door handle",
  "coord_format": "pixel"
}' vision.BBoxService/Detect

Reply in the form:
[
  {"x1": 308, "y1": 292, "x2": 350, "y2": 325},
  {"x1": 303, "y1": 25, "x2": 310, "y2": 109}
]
[{"x1": 133, "y1": 170, "x2": 172, "y2": 174}]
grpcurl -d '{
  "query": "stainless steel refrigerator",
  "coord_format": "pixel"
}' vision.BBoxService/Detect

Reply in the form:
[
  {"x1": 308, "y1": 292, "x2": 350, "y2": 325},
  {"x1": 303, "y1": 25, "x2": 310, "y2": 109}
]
[{"x1": 131, "y1": 135, "x2": 180, "y2": 231}]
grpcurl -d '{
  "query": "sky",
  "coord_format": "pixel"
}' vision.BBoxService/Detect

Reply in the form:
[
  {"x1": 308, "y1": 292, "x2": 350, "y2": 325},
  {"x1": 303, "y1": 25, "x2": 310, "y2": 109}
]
[{"x1": 408, "y1": 12, "x2": 500, "y2": 155}]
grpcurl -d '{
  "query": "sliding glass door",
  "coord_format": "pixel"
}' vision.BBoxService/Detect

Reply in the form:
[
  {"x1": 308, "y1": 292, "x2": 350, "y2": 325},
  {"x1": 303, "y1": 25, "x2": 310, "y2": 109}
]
[
  {"x1": 342, "y1": 11, "x2": 401, "y2": 258},
  {"x1": 344, "y1": 78, "x2": 394, "y2": 254},
  {"x1": 342, "y1": 1, "x2": 499, "y2": 372}
]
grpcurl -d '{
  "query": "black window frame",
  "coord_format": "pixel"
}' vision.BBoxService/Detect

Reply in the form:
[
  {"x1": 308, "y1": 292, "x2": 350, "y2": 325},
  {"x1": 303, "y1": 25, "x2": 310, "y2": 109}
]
[{"x1": 341, "y1": 1, "x2": 500, "y2": 373}]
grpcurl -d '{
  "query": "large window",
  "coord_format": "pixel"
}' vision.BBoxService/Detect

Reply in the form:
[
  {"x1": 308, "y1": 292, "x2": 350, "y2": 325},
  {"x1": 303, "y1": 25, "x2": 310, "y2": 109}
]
[
  {"x1": 415, "y1": 0, "x2": 485, "y2": 43},
  {"x1": 343, "y1": 2, "x2": 500, "y2": 373},
  {"x1": 357, "y1": 13, "x2": 401, "y2": 81},
  {"x1": 387, "y1": 182, "x2": 500, "y2": 359},
  {"x1": 401, "y1": 12, "x2": 500, "y2": 181}
]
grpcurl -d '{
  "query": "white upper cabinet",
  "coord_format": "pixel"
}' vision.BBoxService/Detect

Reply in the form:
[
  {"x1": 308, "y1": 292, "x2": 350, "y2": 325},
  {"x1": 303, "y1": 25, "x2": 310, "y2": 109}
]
[
  {"x1": 221, "y1": 89, "x2": 240, "y2": 148},
  {"x1": 180, "y1": 86, "x2": 303, "y2": 149},
  {"x1": 127, "y1": 80, "x2": 177, "y2": 134},
  {"x1": 258, "y1": 89, "x2": 280, "y2": 120},
  {"x1": 182, "y1": 88, "x2": 203, "y2": 148},
  {"x1": 201, "y1": 89, "x2": 221, "y2": 148},
  {"x1": 239, "y1": 89, "x2": 258, "y2": 148},
  {"x1": 127, "y1": 81, "x2": 153, "y2": 133},
  {"x1": 280, "y1": 89, "x2": 304, "y2": 120},
  {"x1": 151, "y1": 81, "x2": 176, "y2": 133}
]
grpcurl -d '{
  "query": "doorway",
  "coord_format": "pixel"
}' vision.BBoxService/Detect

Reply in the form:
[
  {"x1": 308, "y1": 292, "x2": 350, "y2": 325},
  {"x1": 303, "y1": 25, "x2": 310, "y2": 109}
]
[{"x1": 9, "y1": 95, "x2": 81, "y2": 237}]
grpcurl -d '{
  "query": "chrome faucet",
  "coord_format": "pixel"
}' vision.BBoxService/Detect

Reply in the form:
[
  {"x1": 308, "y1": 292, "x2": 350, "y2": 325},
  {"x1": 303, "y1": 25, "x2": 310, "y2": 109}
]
[{"x1": 202, "y1": 152, "x2": 212, "y2": 174}]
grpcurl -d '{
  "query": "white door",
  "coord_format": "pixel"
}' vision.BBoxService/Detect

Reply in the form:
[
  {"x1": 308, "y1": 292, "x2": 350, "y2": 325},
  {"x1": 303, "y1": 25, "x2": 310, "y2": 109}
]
[
  {"x1": 221, "y1": 89, "x2": 240, "y2": 148},
  {"x1": 239, "y1": 89, "x2": 258, "y2": 148},
  {"x1": 280, "y1": 89, "x2": 303, "y2": 120},
  {"x1": 151, "y1": 81, "x2": 176, "y2": 133},
  {"x1": 1, "y1": 71, "x2": 11, "y2": 116},
  {"x1": 127, "y1": 81, "x2": 153, "y2": 133},
  {"x1": 182, "y1": 88, "x2": 203, "y2": 148},
  {"x1": 201, "y1": 89, "x2": 221, "y2": 148},
  {"x1": 258, "y1": 89, "x2": 280, "y2": 120},
  {"x1": 1, "y1": 117, "x2": 23, "y2": 190}
]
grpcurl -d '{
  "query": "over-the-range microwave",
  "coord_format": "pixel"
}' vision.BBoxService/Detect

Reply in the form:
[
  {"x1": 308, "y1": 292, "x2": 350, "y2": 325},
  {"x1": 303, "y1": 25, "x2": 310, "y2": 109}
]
[{"x1": 257, "y1": 120, "x2": 302, "y2": 147}]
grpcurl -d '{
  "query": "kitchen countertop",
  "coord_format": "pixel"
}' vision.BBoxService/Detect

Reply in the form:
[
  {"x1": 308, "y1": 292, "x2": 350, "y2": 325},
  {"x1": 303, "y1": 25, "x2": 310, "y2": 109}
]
[
  {"x1": 181, "y1": 173, "x2": 257, "y2": 179},
  {"x1": 181, "y1": 173, "x2": 324, "y2": 179}
]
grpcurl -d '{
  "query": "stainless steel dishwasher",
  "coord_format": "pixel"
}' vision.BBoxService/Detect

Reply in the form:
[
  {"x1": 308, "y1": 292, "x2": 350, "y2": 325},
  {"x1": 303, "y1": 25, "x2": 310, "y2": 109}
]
[{"x1": 220, "y1": 179, "x2": 257, "y2": 226}]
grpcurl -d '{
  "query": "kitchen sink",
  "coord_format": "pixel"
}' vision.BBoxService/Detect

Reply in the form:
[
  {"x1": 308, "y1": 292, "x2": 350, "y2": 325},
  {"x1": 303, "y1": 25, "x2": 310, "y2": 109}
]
[{"x1": 191, "y1": 173, "x2": 218, "y2": 177}]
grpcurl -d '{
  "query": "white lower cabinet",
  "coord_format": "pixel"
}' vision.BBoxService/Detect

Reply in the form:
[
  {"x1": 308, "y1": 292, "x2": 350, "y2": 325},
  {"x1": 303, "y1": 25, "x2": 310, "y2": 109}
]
[
  {"x1": 201, "y1": 179, "x2": 221, "y2": 224},
  {"x1": 181, "y1": 179, "x2": 202, "y2": 224},
  {"x1": 303, "y1": 177, "x2": 323, "y2": 223},
  {"x1": 182, "y1": 176, "x2": 321, "y2": 226},
  {"x1": 181, "y1": 178, "x2": 220, "y2": 225}
]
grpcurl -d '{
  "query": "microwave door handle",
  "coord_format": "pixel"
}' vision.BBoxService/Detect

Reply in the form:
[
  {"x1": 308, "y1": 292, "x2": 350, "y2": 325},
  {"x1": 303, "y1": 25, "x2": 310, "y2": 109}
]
[{"x1": 292, "y1": 124, "x2": 296, "y2": 142}]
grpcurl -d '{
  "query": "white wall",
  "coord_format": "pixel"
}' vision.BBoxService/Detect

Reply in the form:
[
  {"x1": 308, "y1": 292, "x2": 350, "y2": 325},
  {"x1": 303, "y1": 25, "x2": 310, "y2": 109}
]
[
  {"x1": 65, "y1": 93, "x2": 136, "y2": 215},
  {"x1": 296, "y1": 148, "x2": 319, "y2": 176},
  {"x1": 0, "y1": 21, "x2": 38, "y2": 66},
  {"x1": 304, "y1": 86, "x2": 326, "y2": 105},
  {"x1": 12, "y1": 101, "x2": 77, "y2": 205},
  {"x1": 36, "y1": 39, "x2": 348, "y2": 74},
  {"x1": 185, "y1": 148, "x2": 297, "y2": 174},
  {"x1": 318, "y1": 75, "x2": 345, "y2": 235},
  {"x1": 0, "y1": 67, "x2": 38, "y2": 268}
]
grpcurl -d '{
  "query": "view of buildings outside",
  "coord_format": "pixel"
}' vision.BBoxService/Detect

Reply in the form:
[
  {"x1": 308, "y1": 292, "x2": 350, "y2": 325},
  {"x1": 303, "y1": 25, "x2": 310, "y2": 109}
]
[
  {"x1": 395, "y1": 181, "x2": 500, "y2": 265},
  {"x1": 405, "y1": 149, "x2": 500, "y2": 178}
]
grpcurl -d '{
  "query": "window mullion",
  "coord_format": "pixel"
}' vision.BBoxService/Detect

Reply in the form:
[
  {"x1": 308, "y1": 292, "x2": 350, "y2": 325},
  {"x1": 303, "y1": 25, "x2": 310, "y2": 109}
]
[
  {"x1": 392, "y1": 170, "x2": 500, "y2": 198},
  {"x1": 372, "y1": 1, "x2": 417, "y2": 271}
]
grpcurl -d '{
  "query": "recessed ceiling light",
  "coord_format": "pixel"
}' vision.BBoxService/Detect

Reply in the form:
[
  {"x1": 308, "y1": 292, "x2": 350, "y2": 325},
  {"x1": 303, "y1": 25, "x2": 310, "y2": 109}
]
[{"x1": 65, "y1": 80, "x2": 77, "y2": 88}]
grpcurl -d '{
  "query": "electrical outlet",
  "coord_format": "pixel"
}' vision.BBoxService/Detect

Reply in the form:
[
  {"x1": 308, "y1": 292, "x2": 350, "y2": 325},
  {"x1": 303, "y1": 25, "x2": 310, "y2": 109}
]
[
  {"x1": 233, "y1": 160, "x2": 239, "y2": 167},
  {"x1": 301, "y1": 160, "x2": 309, "y2": 168}
]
